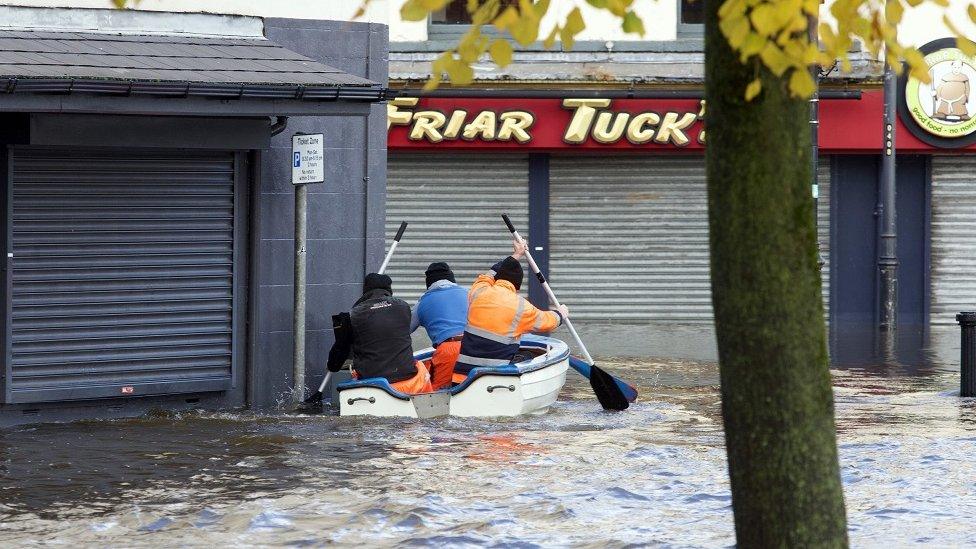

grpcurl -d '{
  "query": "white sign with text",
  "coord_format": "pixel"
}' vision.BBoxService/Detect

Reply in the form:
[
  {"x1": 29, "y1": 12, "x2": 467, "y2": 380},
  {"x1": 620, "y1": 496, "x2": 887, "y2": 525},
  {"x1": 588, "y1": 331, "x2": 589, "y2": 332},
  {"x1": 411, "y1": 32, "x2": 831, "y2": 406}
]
[{"x1": 292, "y1": 133, "x2": 325, "y2": 185}]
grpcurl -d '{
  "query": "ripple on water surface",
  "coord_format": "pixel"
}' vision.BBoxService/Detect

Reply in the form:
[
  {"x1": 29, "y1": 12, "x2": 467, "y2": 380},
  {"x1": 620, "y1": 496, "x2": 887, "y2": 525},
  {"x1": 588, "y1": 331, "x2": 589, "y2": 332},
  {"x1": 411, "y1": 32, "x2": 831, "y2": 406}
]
[{"x1": 1, "y1": 341, "x2": 975, "y2": 546}]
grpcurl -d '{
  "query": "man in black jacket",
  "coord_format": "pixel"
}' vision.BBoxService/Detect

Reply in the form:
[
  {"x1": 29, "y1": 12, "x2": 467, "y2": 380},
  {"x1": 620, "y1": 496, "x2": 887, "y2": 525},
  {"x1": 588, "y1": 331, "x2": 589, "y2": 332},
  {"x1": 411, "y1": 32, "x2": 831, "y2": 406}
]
[{"x1": 327, "y1": 273, "x2": 432, "y2": 394}]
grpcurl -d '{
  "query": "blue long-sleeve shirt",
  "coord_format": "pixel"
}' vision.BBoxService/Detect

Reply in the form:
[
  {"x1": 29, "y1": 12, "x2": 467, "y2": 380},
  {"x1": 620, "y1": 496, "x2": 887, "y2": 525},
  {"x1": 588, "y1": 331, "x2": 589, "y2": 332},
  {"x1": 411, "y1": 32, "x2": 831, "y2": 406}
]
[{"x1": 410, "y1": 279, "x2": 468, "y2": 345}]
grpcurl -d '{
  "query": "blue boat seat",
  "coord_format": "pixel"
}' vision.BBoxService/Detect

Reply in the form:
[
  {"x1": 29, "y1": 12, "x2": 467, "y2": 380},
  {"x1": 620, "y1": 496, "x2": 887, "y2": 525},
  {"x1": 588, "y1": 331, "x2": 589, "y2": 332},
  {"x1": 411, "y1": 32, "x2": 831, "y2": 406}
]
[{"x1": 336, "y1": 364, "x2": 522, "y2": 401}]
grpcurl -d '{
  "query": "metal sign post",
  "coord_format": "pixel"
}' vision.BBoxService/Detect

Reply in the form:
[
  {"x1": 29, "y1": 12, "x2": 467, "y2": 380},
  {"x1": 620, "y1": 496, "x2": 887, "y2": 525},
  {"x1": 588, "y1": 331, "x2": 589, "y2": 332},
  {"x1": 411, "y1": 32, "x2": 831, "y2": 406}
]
[{"x1": 291, "y1": 133, "x2": 325, "y2": 405}]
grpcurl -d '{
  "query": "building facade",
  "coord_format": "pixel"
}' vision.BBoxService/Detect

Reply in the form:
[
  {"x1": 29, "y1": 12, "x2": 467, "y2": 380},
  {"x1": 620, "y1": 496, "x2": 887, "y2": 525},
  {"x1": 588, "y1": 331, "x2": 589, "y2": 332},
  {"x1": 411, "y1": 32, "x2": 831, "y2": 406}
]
[
  {"x1": 0, "y1": 3, "x2": 389, "y2": 425},
  {"x1": 384, "y1": 0, "x2": 976, "y2": 332}
]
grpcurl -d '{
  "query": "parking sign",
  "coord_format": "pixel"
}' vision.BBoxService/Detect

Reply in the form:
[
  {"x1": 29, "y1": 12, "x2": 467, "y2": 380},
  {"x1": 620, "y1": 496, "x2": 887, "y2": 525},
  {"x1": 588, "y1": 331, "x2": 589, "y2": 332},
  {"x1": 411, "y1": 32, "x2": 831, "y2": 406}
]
[{"x1": 291, "y1": 133, "x2": 325, "y2": 185}]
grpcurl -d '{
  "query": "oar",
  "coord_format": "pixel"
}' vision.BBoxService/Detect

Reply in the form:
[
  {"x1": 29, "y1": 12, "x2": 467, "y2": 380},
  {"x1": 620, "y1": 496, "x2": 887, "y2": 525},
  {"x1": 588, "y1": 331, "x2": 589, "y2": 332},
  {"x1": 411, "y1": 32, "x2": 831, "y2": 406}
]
[
  {"x1": 302, "y1": 221, "x2": 408, "y2": 405},
  {"x1": 501, "y1": 214, "x2": 636, "y2": 410}
]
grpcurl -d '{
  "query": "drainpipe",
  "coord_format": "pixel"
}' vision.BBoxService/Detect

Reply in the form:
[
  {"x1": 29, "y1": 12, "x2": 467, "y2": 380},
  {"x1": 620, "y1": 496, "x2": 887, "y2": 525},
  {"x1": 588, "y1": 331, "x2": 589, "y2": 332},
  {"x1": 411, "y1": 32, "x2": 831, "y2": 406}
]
[
  {"x1": 878, "y1": 62, "x2": 898, "y2": 331},
  {"x1": 270, "y1": 116, "x2": 289, "y2": 136}
]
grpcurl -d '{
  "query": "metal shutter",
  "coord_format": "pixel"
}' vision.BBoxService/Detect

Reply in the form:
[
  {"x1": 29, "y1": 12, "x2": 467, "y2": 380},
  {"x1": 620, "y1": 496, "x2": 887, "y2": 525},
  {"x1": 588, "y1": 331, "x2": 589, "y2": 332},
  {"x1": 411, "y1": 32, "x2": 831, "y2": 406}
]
[
  {"x1": 5, "y1": 149, "x2": 240, "y2": 403},
  {"x1": 817, "y1": 157, "x2": 830, "y2": 317},
  {"x1": 549, "y1": 156, "x2": 831, "y2": 322},
  {"x1": 385, "y1": 153, "x2": 529, "y2": 304},
  {"x1": 930, "y1": 156, "x2": 976, "y2": 324}
]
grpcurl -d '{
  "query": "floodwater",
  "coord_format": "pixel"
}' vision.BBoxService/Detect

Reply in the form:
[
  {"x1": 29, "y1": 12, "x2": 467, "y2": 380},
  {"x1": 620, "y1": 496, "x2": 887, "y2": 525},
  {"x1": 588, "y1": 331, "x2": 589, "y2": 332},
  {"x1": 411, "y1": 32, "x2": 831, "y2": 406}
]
[{"x1": 1, "y1": 323, "x2": 975, "y2": 547}]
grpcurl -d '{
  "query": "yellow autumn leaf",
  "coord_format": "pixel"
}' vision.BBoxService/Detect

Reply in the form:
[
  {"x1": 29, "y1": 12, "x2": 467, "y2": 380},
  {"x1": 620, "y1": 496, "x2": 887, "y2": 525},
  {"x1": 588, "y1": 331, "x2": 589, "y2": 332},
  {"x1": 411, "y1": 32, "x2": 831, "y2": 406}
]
[
  {"x1": 493, "y1": 6, "x2": 520, "y2": 31},
  {"x1": 720, "y1": 14, "x2": 751, "y2": 48},
  {"x1": 470, "y1": 0, "x2": 501, "y2": 25},
  {"x1": 607, "y1": 0, "x2": 633, "y2": 16},
  {"x1": 511, "y1": 15, "x2": 541, "y2": 45},
  {"x1": 533, "y1": 0, "x2": 552, "y2": 17},
  {"x1": 958, "y1": 37, "x2": 976, "y2": 56},
  {"x1": 422, "y1": 73, "x2": 442, "y2": 91},
  {"x1": 943, "y1": 14, "x2": 975, "y2": 53},
  {"x1": 750, "y1": 4, "x2": 779, "y2": 35},
  {"x1": 489, "y1": 39, "x2": 514, "y2": 67},
  {"x1": 719, "y1": 0, "x2": 746, "y2": 19},
  {"x1": 458, "y1": 31, "x2": 486, "y2": 63},
  {"x1": 759, "y1": 43, "x2": 793, "y2": 76},
  {"x1": 739, "y1": 32, "x2": 767, "y2": 61},
  {"x1": 562, "y1": 6, "x2": 587, "y2": 49},
  {"x1": 885, "y1": 0, "x2": 904, "y2": 25},
  {"x1": 818, "y1": 23, "x2": 837, "y2": 53},
  {"x1": 788, "y1": 68, "x2": 816, "y2": 98},
  {"x1": 802, "y1": 41, "x2": 821, "y2": 64},
  {"x1": 969, "y1": 3, "x2": 976, "y2": 23},
  {"x1": 745, "y1": 78, "x2": 763, "y2": 101},
  {"x1": 772, "y1": 0, "x2": 802, "y2": 31},
  {"x1": 622, "y1": 11, "x2": 646, "y2": 35},
  {"x1": 400, "y1": 1, "x2": 430, "y2": 21},
  {"x1": 543, "y1": 25, "x2": 560, "y2": 49},
  {"x1": 445, "y1": 59, "x2": 474, "y2": 85}
]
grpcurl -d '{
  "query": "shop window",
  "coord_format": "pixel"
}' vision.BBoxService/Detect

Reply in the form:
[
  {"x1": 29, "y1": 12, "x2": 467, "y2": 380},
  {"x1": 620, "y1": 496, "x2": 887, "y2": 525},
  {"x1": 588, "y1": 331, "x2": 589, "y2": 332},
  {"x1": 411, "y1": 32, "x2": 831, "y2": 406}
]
[
  {"x1": 430, "y1": 0, "x2": 518, "y2": 37},
  {"x1": 678, "y1": 0, "x2": 704, "y2": 34}
]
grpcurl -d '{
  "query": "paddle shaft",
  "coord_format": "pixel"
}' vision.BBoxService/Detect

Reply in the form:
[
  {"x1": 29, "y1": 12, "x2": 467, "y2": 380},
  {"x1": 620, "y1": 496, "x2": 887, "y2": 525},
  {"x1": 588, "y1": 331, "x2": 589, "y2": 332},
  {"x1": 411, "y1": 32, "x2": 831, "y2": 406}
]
[
  {"x1": 314, "y1": 221, "x2": 407, "y2": 395},
  {"x1": 503, "y1": 217, "x2": 596, "y2": 367}
]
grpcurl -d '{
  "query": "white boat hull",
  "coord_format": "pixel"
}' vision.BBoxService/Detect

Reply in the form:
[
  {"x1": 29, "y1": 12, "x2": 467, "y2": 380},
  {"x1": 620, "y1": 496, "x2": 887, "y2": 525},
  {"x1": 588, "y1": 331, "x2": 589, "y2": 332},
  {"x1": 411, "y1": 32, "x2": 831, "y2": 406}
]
[{"x1": 338, "y1": 335, "x2": 569, "y2": 418}]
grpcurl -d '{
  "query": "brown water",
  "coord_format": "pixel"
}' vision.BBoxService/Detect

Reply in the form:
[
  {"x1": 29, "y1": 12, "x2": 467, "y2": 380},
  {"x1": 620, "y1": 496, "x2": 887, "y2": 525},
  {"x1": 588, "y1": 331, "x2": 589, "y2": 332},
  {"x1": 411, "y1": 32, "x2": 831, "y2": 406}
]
[{"x1": 0, "y1": 324, "x2": 974, "y2": 546}]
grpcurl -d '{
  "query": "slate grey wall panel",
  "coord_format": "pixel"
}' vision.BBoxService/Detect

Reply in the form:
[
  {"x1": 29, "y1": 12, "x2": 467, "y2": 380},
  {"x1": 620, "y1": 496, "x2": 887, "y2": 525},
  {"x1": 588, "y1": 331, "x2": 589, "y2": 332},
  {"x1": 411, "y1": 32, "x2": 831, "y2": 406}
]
[
  {"x1": 7, "y1": 148, "x2": 238, "y2": 403},
  {"x1": 249, "y1": 19, "x2": 385, "y2": 407}
]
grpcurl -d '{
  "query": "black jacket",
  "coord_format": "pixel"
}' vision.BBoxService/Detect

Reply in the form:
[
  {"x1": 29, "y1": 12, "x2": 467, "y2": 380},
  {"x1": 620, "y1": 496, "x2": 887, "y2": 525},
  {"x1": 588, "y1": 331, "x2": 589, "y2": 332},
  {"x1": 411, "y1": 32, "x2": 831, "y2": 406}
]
[{"x1": 327, "y1": 288, "x2": 417, "y2": 383}]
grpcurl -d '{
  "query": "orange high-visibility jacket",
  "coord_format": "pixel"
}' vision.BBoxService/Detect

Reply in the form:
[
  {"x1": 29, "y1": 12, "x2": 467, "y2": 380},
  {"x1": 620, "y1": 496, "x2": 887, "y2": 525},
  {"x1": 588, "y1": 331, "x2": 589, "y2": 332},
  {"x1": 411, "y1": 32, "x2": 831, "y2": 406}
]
[{"x1": 455, "y1": 273, "x2": 562, "y2": 375}]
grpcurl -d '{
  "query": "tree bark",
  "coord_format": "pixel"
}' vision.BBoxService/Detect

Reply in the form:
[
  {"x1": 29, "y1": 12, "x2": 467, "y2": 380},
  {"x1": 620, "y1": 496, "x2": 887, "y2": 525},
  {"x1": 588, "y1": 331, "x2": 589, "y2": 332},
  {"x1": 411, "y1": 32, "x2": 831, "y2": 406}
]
[{"x1": 704, "y1": 3, "x2": 849, "y2": 547}]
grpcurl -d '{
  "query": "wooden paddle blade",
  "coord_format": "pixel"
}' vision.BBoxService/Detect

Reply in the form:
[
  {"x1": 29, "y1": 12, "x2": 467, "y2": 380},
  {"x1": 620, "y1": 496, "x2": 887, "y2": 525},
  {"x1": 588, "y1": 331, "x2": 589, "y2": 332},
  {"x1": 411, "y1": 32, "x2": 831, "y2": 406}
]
[{"x1": 589, "y1": 364, "x2": 630, "y2": 411}]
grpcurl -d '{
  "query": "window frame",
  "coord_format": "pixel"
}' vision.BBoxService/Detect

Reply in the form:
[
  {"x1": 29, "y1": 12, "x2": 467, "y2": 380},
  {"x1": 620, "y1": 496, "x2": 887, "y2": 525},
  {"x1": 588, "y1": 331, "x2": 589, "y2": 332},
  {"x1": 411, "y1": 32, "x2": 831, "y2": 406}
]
[
  {"x1": 677, "y1": 0, "x2": 704, "y2": 35},
  {"x1": 426, "y1": 1, "x2": 511, "y2": 40}
]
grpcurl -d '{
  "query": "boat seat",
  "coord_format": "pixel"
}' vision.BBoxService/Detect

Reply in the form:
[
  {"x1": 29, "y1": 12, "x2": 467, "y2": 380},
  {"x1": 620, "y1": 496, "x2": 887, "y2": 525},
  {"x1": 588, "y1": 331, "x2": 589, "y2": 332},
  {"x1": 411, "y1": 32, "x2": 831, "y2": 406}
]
[{"x1": 336, "y1": 364, "x2": 522, "y2": 400}]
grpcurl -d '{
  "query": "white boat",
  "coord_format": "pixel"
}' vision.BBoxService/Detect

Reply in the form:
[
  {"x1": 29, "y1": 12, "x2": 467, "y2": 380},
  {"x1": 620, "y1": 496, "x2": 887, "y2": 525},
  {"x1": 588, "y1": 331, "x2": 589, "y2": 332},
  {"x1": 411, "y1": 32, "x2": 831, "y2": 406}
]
[{"x1": 337, "y1": 334, "x2": 570, "y2": 418}]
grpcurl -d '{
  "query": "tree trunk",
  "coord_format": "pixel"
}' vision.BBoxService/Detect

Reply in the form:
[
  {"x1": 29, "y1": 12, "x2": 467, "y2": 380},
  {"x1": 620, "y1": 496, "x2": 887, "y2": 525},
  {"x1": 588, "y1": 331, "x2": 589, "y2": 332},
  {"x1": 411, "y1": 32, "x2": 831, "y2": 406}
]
[{"x1": 704, "y1": 3, "x2": 849, "y2": 547}]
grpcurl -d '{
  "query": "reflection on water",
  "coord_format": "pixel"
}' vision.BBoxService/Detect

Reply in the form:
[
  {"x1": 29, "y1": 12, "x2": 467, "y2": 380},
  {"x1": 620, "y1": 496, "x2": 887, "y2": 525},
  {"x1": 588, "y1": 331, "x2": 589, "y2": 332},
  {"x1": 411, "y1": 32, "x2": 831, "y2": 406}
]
[{"x1": 1, "y1": 323, "x2": 975, "y2": 546}]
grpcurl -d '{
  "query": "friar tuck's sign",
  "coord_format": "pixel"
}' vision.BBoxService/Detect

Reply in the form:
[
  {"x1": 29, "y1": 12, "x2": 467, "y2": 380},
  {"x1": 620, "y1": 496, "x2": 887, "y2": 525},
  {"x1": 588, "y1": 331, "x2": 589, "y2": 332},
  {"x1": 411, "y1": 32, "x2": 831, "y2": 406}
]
[
  {"x1": 386, "y1": 96, "x2": 706, "y2": 150},
  {"x1": 900, "y1": 38, "x2": 976, "y2": 148}
]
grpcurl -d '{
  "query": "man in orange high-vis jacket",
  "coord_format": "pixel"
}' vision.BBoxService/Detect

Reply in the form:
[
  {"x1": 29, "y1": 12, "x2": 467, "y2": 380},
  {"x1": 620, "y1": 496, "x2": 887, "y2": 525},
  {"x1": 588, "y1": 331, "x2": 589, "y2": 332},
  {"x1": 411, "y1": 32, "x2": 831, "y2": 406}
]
[{"x1": 454, "y1": 239, "x2": 569, "y2": 382}]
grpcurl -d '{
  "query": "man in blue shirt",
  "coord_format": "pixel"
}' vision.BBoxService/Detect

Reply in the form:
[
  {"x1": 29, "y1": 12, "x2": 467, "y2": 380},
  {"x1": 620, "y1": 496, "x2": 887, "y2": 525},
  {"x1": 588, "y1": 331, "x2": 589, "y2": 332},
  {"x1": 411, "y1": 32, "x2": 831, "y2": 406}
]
[{"x1": 410, "y1": 262, "x2": 468, "y2": 390}]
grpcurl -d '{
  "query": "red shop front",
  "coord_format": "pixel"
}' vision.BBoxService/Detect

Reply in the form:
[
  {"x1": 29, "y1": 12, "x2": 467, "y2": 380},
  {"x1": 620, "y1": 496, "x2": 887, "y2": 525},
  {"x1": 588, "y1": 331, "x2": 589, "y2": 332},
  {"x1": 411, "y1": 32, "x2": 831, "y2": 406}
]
[{"x1": 385, "y1": 90, "x2": 976, "y2": 326}]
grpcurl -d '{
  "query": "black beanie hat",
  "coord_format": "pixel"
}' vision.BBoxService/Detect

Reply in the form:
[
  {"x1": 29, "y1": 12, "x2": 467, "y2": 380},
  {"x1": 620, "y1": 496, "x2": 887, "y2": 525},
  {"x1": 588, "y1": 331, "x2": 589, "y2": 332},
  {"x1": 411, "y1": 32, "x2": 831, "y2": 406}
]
[
  {"x1": 363, "y1": 273, "x2": 392, "y2": 293},
  {"x1": 494, "y1": 256, "x2": 523, "y2": 291},
  {"x1": 425, "y1": 262, "x2": 455, "y2": 288}
]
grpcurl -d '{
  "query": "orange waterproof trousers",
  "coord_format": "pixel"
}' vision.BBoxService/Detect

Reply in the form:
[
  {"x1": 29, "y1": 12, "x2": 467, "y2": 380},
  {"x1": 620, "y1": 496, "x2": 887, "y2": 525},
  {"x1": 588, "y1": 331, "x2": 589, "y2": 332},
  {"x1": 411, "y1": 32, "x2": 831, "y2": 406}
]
[
  {"x1": 429, "y1": 340, "x2": 461, "y2": 390},
  {"x1": 390, "y1": 361, "x2": 433, "y2": 394}
]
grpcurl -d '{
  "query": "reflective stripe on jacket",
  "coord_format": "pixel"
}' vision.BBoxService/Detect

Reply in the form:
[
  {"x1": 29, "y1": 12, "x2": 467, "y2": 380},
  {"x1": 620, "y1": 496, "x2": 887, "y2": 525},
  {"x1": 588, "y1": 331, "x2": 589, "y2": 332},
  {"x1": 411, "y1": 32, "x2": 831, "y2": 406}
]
[{"x1": 455, "y1": 271, "x2": 562, "y2": 375}]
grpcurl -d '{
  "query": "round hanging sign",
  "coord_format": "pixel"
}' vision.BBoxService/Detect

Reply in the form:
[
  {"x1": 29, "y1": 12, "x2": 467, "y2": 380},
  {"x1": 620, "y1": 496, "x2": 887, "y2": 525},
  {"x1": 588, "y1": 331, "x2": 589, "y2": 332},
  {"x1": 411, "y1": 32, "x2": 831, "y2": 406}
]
[{"x1": 900, "y1": 38, "x2": 976, "y2": 148}]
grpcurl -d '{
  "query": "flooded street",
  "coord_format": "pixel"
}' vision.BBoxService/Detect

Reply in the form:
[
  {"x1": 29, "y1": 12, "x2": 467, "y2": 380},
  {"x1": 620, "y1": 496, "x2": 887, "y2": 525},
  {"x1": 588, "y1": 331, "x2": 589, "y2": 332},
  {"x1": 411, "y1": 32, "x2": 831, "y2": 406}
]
[{"x1": 1, "y1": 324, "x2": 975, "y2": 547}]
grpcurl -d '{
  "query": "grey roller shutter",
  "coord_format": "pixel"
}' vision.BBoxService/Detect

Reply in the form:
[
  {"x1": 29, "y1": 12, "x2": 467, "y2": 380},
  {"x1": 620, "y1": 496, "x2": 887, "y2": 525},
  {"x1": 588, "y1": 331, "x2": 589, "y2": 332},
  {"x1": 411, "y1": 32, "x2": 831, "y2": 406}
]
[
  {"x1": 817, "y1": 157, "x2": 830, "y2": 317},
  {"x1": 385, "y1": 153, "x2": 529, "y2": 304},
  {"x1": 549, "y1": 155, "x2": 830, "y2": 322},
  {"x1": 930, "y1": 156, "x2": 976, "y2": 325},
  {"x1": 6, "y1": 149, "x2": 240, "y2": 403}
]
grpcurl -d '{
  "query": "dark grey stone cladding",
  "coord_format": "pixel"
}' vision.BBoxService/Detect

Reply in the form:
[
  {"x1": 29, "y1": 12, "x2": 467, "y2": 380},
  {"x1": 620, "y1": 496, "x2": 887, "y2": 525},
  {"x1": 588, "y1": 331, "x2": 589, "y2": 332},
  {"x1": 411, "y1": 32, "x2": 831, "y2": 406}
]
[{"x1": 250, "y1": 19, "x2": 388, "y2": 408}]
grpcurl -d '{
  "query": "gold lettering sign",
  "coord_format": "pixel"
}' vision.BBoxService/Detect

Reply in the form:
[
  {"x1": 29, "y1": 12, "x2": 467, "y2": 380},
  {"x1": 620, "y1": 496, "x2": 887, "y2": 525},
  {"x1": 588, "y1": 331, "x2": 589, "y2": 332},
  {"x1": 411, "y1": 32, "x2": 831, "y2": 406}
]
[
  {"x1": 560, "y1": 98, "x2": 704, "y2": 146},
  {"x1": 387, "y1": 97, "x2": 706, "y2": 146},
  {"x1": 387, "y1": 98, "x2": 535, "y2": 144}
]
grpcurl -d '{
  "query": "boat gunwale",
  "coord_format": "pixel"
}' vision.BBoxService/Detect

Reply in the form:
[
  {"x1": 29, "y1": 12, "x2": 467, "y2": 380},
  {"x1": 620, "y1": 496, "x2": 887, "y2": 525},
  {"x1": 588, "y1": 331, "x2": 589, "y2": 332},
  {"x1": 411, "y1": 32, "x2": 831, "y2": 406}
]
[{"x1": 336, "y1": 335, "x2": 570, "y2": 402}]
